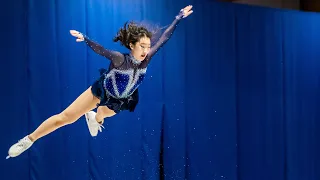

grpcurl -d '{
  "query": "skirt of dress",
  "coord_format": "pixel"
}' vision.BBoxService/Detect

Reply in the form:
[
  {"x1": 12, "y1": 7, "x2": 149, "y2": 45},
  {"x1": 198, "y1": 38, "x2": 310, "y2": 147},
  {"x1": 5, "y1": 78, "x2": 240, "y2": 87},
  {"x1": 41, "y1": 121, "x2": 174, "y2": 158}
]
[{"x1": 90, "y1": 68, "x2": 139, "y2": 113}]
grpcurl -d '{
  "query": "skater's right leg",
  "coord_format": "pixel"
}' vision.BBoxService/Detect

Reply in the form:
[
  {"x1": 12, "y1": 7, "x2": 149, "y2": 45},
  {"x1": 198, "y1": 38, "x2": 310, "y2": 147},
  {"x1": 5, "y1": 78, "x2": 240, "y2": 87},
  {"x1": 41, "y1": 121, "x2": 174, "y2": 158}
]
[{"x1": 7, "y1": 86, "x2": 100, "y2": 158}]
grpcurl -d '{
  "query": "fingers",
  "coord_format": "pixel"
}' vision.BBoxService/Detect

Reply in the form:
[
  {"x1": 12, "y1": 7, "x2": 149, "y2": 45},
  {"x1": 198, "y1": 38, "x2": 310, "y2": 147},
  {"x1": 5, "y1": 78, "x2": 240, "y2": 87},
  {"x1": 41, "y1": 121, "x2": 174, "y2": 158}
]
[
  {"x1": 181, "y1": 5, "x2": 193, "y2": 18},
  {"x1": 70, "y1": 30, "x2": 84, "y2": 42},
  {"x1": 184, "y1": 5, "x2": 193, "y2": 11},
  {"x1": 70, "y1": 30, "x2": 83, "y2": 38},
  {"x1": 183, "y1": 10, "x2": 193, "y2": 18},
  {"x1": 70, "y1": 30, "x2": 79, "y2": 35}
]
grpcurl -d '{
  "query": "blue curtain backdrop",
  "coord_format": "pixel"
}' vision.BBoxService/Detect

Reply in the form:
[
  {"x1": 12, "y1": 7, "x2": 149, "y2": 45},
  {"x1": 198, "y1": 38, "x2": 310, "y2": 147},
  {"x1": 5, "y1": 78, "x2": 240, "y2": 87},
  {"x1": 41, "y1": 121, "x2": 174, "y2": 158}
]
[{"x1": 1, "y1": 0, "x2": 320, "y2": 180}]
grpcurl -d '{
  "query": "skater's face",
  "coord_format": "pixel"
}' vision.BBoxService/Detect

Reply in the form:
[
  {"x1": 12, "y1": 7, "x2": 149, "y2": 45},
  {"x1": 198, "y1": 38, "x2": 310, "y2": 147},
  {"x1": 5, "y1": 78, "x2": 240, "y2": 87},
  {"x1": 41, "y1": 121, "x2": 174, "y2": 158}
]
[{"x1": 130, "y1": 36, "x2": 151, "y2": 61}]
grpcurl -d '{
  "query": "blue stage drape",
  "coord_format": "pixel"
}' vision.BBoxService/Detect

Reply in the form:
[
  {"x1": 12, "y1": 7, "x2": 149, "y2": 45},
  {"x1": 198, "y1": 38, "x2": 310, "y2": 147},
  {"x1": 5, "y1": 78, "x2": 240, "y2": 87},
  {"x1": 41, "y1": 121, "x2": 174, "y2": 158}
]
[{"x1": 1, "y1": 1, "x2": 319, "y2": 180}]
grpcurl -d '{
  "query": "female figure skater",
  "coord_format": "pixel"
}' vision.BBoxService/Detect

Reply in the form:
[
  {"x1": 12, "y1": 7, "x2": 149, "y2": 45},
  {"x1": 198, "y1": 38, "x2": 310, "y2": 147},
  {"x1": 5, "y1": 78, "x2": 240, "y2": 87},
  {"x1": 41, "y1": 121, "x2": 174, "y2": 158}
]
[{"x1": 7, "y1": 5, "x2": 193, "y2": 159}]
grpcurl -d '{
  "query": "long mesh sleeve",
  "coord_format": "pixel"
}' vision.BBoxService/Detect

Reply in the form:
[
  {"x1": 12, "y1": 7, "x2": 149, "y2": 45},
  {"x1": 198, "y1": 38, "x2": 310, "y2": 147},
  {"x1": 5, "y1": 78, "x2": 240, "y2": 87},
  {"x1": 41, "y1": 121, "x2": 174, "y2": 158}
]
[
  {"x1": 146, "y1": 13, "x2": 183, "y2": 60},
  {"x1": 84, "y1": 37, "x2": 124, "y2": 66}
]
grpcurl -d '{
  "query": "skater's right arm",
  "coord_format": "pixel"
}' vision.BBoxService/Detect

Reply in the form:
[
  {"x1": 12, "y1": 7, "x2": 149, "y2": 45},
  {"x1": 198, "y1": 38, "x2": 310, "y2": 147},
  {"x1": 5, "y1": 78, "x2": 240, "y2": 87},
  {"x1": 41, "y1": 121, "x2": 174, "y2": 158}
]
[
  {"x1": 70, "y1": 30, "x2": 124, "y2": 66},
  {"x1": 84, "y1": 37, "x2": 124, "y2": 66}
]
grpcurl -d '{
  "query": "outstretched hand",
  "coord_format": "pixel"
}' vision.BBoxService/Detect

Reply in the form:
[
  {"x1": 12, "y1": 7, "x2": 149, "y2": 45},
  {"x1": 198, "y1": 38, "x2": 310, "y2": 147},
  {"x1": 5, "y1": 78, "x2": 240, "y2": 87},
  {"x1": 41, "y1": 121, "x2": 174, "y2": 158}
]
[
  {"x1": 70, "y1": 30, "x2": 84, "y2": 42},
  {"x1": 181, "y1": 5, "x2": 193, "y2": 18}
]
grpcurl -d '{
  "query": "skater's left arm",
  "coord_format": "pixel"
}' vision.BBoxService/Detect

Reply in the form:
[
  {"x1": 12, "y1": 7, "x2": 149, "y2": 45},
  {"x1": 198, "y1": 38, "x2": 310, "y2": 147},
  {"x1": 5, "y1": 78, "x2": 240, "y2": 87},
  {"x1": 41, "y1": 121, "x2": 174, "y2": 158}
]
[{"x1": 146, "y1": 5, "x2": 193, "y2": 60}]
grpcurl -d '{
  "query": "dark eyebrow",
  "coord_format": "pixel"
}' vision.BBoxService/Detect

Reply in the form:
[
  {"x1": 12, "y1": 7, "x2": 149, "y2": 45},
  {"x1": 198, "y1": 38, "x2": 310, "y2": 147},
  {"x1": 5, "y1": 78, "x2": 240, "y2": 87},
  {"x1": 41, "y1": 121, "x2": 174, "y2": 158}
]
[{"x1": 140, "y1": 43, "x2": 151, "y2": 47}]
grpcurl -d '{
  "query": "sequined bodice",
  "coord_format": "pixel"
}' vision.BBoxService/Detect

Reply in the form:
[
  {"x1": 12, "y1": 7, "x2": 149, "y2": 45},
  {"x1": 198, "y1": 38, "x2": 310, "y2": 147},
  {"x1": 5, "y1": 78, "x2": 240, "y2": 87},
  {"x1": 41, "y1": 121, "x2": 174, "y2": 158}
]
[{"x1": 103, "y1": 66, "x2": 147, "y2": 98}]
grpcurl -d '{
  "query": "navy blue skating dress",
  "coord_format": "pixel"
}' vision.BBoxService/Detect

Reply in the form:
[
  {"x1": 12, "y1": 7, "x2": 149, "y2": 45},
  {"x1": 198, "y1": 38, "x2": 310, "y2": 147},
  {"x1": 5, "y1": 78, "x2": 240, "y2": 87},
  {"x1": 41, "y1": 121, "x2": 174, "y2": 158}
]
[{"x1": 84, "y1": 14, "x2": 183, "y2": 113}]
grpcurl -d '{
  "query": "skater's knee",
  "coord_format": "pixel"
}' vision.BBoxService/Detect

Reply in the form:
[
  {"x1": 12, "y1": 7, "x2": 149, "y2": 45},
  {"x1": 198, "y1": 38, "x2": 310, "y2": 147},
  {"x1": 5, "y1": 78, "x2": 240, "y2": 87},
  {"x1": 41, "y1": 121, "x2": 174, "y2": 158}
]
[
  {"x1": 56, "y1": 112, "x2": 78, "y2": 126},
  {"x1": 97, "y1": 106, "x2": 116, "y2": 118}
]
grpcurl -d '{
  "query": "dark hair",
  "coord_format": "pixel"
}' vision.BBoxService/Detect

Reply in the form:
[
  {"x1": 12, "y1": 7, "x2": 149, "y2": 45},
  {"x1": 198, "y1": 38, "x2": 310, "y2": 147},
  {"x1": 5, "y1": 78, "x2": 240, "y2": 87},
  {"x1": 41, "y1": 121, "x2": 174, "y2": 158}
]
[{"x1": 113, "y1": 21, "x2": 156, "y2": 49}]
